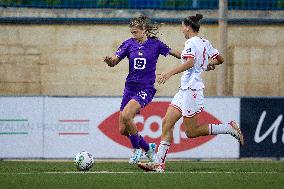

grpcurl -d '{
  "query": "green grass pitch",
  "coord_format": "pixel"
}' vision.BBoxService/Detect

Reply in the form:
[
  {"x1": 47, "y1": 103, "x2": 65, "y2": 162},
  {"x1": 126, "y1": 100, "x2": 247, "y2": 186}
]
[{"x1": 0, "y1": 160, "x2": 283, "y2": 189}]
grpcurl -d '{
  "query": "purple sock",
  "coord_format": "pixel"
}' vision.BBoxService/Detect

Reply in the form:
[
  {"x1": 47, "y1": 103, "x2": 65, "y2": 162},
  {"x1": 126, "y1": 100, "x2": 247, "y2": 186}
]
[
  {"x1": 139, "y1": 135, "x2": 149, "y2": 152},
  {"x1": 129, "y1": 133, "x2": 140, "y2": 149}
]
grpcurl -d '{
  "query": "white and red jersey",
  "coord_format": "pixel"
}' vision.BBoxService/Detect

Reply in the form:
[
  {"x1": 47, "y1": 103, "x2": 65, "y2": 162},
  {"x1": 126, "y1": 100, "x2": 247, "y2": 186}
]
[{"x1": 180, "y1": 36, "x2": 219, "y2": 90}]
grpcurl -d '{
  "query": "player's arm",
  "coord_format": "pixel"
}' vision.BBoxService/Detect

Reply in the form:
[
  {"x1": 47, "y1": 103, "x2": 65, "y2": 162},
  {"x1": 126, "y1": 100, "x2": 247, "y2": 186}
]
[
  {"x1": 206, "y1": 54, "x2": 224, "y2": 71},
  {"x1": 211, "y1": 54, "x2": 224, "y2": 65},
  {"x1": 104, "y1": 56, "x2": 121, "y2": 67},
  {"x1": 169, "y1": 49, "x2": 181, "y2": 59},
  {"x1": 157, "y1": 58, "x2": 194, "y2": 84}
]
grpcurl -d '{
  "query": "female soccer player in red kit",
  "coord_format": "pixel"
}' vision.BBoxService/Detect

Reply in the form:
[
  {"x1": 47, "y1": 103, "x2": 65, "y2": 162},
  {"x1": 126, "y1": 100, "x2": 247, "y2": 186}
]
[{"x1": 138, "y1": 14, "x2": 244, "y2": 172}]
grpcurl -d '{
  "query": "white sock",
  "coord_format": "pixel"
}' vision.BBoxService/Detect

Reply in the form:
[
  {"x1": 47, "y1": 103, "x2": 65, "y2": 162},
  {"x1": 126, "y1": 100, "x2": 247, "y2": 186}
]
[
  {"x1": 155, "y1": 141, "x2": 170, "y2": 164},
  {"x1": 209, "y1": 123, "x2": 232, "y2": 135}
]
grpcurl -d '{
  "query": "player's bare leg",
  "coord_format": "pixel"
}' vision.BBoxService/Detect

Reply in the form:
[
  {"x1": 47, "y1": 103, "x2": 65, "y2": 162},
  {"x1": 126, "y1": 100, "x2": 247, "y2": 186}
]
[
  {"x1": 120, "y1": 99, "x2": 140, "y2": 135},
  {"x1": 160, "y1": 106, "x2": 182, "y2": 143},
  {"x1": 121, "y1": 99, "x2": 156, "y2": 164},
  {"x1": 183, "y1": 115, "x2": 208, "y2": 138},
  {"x1": 138, "y1": 106, "x2": 182, "y2": 172},
  {"x1": 138, "y1": 107, "x2": 244, "y2": 172},
  {"x1": 156, "y1": 106, "x2": 182, "y2": 164},
  {"x1": 118, "y1": 114, "x2": 130, "y2": 136},
  {"x1": 183, "y1": 115, "x2": 244, "y2": 146},
  {"x1": 120, "y1": 99, "x2": 142, "y2": 164}
]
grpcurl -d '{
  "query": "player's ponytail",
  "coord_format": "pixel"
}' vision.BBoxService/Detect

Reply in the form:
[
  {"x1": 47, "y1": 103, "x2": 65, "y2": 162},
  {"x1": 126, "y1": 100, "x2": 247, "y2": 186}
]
[
  {"x1": 183, "y1": 13, "x2": 203, "y2": 32},
  {"x1": 129, "y1": 15, "x2": 159, "y2": 39}
]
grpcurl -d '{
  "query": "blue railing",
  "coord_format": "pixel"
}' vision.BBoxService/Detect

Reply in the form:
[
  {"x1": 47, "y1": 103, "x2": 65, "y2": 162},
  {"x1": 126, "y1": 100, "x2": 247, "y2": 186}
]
[{"x1": 0, "y1": 0, "x2": 283, "y2": 10}]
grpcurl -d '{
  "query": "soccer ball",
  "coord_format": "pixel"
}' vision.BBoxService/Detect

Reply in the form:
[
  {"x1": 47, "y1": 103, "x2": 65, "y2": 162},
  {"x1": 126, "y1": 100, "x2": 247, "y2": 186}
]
[{"x1": 74, "y1": 151, "x2": 94, "y2": 171}]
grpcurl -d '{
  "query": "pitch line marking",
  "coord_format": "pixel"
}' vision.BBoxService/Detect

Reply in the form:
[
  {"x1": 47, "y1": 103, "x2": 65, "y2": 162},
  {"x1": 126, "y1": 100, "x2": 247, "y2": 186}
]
[{"x1": 2, "y1": 171, "x2": 279, "y2": 175}]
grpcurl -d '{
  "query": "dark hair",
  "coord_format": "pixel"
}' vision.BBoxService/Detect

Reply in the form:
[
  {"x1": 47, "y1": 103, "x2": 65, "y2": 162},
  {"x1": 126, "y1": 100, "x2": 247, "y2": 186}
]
[
  {"x1": 183, "y1": 14, "x2": 203, "y2": 32},
  {"x1": 129, "y1": 15, "x2": 159, "y2": 38}
]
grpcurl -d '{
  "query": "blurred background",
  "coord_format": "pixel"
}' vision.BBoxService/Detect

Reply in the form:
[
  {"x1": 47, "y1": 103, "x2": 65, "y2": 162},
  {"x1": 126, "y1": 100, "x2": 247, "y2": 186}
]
[
  {"x1": 0, "y1": 0, "x2": 283, "y2": 160},
  {"x1": 0, "y1": 0, "x2": 283, "y2": 96}
]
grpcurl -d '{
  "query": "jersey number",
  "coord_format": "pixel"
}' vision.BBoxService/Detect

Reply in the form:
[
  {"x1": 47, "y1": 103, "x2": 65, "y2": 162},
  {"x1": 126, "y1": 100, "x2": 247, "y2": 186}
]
[
  {"x1": 134, "y1": 58, "x2": 147, "y2": 70},
  {"x1": 138, "y1": 91, "x2": 147, "y2": 100}
]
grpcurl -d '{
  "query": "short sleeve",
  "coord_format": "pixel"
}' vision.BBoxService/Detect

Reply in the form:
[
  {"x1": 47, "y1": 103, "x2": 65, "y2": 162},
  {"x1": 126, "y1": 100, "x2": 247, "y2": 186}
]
[
  {"x1": 115, "y1": 40, "x2": 129, "y2": 60},
  {"x1": 206, "y1": 41, "x2": 219, "y2": 60},
  {"x1": 182, "y1": 40, "x2": 196, "y2": 59},
  {"x1": 158, "y1": 40, "x2": 171, "y2": 57}
]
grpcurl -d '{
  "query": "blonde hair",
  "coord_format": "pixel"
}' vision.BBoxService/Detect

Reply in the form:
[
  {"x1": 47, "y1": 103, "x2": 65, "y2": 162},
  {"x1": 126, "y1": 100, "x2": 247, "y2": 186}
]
[{"x1": 129, "y1": 15, "x2": 159, "y2": 38}]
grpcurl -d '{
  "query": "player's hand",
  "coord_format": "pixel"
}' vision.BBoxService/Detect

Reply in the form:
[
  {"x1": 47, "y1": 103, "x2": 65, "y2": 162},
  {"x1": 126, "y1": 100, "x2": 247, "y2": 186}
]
[
  {"x1": 157, "y1": 73, "x2": 170, "y2": 85},
  {"x1": 206, "y1": 64, "x2": 215, "y2": 71},
  {"x1": 104, "y1": 56, "x2": 113, "y2": 67}
]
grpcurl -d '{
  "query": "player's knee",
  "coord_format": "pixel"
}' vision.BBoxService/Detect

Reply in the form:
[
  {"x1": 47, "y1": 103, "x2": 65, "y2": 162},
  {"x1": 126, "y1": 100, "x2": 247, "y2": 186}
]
[
  {"x1": 118, "y1": 127, "x2": 128, "y2": 136},
  {"x1": 120, "y1": 111, "x2": 131, "y2": 124}
]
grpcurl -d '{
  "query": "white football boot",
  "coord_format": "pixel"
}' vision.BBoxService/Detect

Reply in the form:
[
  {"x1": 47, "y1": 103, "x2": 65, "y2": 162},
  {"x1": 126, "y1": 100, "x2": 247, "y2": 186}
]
[
  {"x1": 129, "y1": 148, "x2": 142, "y2": 165},
  {"x1": 145, "y1": 143, "x2": 156, "y2": 162},
  {"x1": 137, "y1": 162, "x2": 165, "y2": 173},
  {"x1": 228, "y1": 120, "x2": 244, "y2": 146}
]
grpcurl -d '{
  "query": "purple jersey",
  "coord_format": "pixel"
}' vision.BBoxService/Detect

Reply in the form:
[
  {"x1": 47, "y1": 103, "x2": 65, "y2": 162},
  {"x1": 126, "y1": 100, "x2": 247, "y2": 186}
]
[{"x1": 116, "y1": 37, "x2": 171, "y2": 90}]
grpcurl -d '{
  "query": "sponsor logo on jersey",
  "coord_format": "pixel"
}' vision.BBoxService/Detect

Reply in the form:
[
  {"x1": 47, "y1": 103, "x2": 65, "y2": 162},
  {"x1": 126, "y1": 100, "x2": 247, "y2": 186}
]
[{"x1": 186, "y1": 48, "x2": 191, "y2": 53}]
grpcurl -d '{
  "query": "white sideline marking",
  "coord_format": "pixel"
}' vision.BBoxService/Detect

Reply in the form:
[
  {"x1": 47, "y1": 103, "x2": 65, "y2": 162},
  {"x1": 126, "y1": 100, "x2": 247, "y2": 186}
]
[{"x1": 2, "y1": 171, "x2": 279, "y2": 175}]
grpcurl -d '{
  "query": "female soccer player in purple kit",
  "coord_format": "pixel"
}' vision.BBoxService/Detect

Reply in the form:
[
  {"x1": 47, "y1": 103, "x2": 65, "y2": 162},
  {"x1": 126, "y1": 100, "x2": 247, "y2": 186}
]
[{"x1": 104, "y1": 16, "x2": 180, "y2": 164}]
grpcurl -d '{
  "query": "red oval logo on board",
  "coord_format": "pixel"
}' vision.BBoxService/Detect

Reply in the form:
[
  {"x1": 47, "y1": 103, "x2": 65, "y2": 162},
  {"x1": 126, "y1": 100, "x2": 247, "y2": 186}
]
[{"x1": 98, "y1": 101, "x2": 221, "y2": 153}]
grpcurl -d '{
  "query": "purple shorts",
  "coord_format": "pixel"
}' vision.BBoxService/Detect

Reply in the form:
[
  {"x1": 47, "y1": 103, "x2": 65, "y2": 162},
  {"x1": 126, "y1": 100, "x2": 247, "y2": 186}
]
[{"x1": 120, "y1": 87, "x2": 156, "y2": 111}]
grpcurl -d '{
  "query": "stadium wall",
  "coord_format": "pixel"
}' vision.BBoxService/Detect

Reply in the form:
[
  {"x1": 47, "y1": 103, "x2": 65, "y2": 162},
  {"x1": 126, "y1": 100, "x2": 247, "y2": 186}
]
[{"x1": 0, "y1": 24, "x2": 283, "y2": 96}]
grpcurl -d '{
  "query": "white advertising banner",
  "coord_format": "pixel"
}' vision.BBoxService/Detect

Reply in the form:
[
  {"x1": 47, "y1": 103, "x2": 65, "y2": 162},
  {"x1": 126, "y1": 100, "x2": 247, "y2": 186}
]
[
  {"x1": 43, "y1": 97, "x2": 129, "y2": 158},
  {"x1": 94, "y1": 97, "x2": 240, "y2": 159},
  {"x1": 0, "y1": 97, "x2": 240, "y2": 159},
  {"x1": 0, "y1": 97, "x2": 44, "y2": 158}
]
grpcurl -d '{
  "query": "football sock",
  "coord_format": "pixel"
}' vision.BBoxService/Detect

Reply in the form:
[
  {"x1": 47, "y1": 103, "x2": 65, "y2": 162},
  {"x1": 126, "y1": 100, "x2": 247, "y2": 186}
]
[
  {"x1": 209, "y1": 123, "x2": 233, "y2": 135},
  {"x1": 155, "y1": 141, "x2": 170, "y2": 164},
  {"x1": 129, "y1": 132, "x2": 140, "y2": 149},
  {"x1": 139, "y1": 135, "x2": 150, "y2": 152}
]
